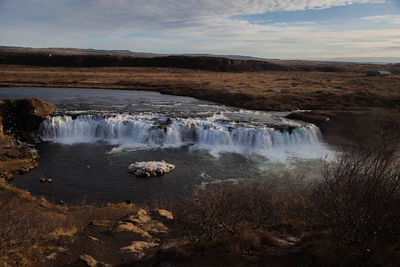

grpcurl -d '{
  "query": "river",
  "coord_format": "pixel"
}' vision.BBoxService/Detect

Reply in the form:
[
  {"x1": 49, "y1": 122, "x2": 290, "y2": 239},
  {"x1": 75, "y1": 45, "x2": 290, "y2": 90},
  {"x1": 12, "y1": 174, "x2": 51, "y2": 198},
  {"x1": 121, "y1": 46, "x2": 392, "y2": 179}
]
[{"x1": 0, "y1": 87, "x2": 333, "y2": 204}]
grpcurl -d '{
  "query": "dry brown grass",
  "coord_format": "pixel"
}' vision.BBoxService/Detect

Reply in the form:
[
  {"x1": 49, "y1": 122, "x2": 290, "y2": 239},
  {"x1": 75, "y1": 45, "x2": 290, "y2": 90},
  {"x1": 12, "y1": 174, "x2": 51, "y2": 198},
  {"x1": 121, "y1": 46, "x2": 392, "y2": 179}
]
[
  {"x1": 0, "y1": 180, "x2": 138, "y2": 266},
  {"x1": 0, "y1": 65, "x2": 399, "y2": 111}
]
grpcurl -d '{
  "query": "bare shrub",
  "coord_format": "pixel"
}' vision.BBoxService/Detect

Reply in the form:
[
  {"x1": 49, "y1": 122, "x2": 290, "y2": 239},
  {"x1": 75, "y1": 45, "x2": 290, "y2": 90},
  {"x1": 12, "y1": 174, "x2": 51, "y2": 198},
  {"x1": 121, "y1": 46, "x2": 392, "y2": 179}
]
[
  {"x1": 228, "y1": 229, "x2": 279, "y2": 255},
  {"x1": 311, "y1": 123, "x2": 400, "y2": 262},
  {"x1": 175, "y1": 179, "x2": 287, "y2": 240}
]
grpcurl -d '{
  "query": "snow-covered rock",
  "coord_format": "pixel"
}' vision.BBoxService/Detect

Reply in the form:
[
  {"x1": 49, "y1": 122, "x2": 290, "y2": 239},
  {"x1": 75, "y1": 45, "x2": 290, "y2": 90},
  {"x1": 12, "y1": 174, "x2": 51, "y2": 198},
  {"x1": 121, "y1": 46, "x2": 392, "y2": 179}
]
[{"x1": 127, "y1": 161, "x2": 175, "y2": 177}]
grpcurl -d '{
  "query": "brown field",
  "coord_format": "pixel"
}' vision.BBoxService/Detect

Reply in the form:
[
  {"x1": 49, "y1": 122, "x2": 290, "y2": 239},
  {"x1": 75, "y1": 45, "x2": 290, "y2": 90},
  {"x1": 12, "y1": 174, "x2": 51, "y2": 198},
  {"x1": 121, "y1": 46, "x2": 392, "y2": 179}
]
[{"x1": 0, "y1": 65, "x2": 399, "y2": 112}]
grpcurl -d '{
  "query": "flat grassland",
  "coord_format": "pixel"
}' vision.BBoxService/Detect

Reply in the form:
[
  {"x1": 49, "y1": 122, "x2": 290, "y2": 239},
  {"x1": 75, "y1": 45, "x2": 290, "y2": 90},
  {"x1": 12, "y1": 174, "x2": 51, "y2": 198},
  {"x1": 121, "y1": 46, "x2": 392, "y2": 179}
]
[{"x1": 0, "y1": 65, "x2": 399, "y2": 112}]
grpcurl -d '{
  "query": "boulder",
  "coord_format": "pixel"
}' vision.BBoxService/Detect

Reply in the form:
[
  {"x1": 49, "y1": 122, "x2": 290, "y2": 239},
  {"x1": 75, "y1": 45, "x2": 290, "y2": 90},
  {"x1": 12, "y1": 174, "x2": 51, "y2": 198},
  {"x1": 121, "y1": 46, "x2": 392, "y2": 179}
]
[
  {"x1": 79, "y1": 254, "x2": 111, "y2": 267},
  {"x1": 155, "y1": 209, "x2": 173, "y2": 220},
  {"x1": 79, "y1": 254, "x2": 97, "y2": 267},
  {"x1": 127, "y1": 161, "x2": 175, "y2": 178},
  {"x1": 120, "y1": 241, "x2": 159, "y2": 258}
]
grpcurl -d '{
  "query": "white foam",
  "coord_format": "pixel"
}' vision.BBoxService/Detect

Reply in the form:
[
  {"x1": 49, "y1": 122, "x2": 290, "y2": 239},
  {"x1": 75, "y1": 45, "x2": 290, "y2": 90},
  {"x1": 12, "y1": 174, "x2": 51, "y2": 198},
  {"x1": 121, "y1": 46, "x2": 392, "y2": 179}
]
[{"x1": 39, "y1": 114, "x2": 333, "y2": 160}]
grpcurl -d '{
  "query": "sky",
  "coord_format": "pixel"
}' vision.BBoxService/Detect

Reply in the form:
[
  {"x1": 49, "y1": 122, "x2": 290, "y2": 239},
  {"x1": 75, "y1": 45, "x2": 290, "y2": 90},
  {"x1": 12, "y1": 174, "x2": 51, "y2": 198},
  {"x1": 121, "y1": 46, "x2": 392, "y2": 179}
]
[{"x1": 0, "y1": 0, "x2": 399, "y2": 62}]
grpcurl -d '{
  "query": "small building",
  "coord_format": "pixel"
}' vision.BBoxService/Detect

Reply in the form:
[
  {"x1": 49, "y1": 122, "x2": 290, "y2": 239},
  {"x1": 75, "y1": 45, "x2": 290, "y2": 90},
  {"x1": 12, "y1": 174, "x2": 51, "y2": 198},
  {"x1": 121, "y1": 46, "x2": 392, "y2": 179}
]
[{"x1": 367, "y1": 70, "x2": 391, "y2": 76}]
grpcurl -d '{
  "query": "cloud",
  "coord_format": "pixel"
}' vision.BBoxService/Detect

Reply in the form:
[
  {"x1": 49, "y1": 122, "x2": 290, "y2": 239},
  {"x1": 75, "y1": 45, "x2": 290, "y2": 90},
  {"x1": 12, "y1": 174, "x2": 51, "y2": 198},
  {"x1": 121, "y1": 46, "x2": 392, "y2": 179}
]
[
  {"x1": 362, "y1": 14, "x2": 400, "y2": 24},
  {"x1": 0, "y1": 0, "x2": 397, "y2": 59},
  {"x1": 0, "y1": 0, "x2": 387, "y2": 29}
]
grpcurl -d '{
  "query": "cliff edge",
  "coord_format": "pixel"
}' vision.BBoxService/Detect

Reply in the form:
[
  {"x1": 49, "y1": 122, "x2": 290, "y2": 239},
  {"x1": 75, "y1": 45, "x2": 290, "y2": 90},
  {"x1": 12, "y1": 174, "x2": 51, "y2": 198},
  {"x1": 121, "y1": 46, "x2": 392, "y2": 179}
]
[{"x1": 0, "y1": 98, "x2": 55, "y2": 179}]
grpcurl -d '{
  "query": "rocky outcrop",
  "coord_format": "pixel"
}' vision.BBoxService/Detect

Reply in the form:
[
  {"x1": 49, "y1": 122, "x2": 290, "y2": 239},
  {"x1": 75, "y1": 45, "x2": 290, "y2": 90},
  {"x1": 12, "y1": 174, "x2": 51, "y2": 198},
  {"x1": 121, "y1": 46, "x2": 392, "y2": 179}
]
[
  {"x1": 66, "y1": 208, "x2": 171, "y2": 264},
  {"x1": 114, "y1": 209, "x2": 169, "y2": 237},
  {"x1": 286, "y1": 109, "x2": 400, "y2": 146},
  {"x1": 80, "y1": 254, "x2": 111, "y2": 267},
  {"x1": 127, "y1": 161, "x2": 175, "y2": 177},
  {"x1": 120, "y1": 241, "x2": 158, "y2": 258},
  {"x1": 116, "y1": 210, "x2": 168, "y2": 259},
  {"x1": 155, "y1": 209, "x2": 173, "y2": 220},
  {"x1": 286, "y1": 111, "x2": 331, "y2": 127},
  {"x1": 0, "y1": 98, "x2": 55, "y2": 180},
  {"x1": 11, "y1": 98, "x2": 55, "y2": 140}
]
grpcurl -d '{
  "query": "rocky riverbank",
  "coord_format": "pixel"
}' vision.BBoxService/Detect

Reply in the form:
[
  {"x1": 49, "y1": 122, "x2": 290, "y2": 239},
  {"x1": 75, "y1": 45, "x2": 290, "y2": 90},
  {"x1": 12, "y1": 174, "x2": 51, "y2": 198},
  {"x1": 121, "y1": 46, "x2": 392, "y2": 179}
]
[
  {"x1": 0, "y1": 98, "x2": 55, "y2": 179},
  {"x1": 0, "y1": 179, "x2": 177, "y2": 266},
  {"x1": 286, "y1": 108, "x2": 400, "y2": 145},
  {"x1": 0, "y1": 99, "x2": 178, "y2": 266}
]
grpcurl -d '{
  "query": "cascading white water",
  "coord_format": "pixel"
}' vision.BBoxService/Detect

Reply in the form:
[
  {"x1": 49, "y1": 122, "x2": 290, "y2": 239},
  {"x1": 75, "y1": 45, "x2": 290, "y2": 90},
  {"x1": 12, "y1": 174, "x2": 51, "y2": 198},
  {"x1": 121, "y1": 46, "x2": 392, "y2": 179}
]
[
  {"x1": 39, "y1": 114, "x2": 330, "y2": 159},
  {"x1": 4, "y1": 87, "x2": 336, "y2": 204}
]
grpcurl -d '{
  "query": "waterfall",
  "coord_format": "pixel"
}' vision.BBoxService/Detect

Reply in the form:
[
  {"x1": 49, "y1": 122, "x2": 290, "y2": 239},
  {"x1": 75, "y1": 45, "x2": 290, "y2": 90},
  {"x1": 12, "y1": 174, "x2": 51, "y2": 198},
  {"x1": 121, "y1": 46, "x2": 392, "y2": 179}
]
[{"x1": 39, "y1": 114, "x2": 329, "y2": 158}]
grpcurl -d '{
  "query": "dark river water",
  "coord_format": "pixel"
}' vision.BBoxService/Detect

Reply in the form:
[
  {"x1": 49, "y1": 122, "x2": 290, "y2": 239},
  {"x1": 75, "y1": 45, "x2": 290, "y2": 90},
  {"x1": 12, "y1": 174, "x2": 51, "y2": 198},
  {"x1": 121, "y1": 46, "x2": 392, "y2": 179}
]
[{"x1": 0, "y1": 87, "x2": 333, "y2": 204}]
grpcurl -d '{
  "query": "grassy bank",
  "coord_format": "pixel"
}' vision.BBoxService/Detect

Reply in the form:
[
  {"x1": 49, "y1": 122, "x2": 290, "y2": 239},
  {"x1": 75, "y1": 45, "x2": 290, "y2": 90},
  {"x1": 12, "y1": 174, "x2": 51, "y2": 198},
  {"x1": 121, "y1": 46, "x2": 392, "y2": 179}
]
[{"x1": 1, "y1": 65, "x2": 399, "y2": 112}]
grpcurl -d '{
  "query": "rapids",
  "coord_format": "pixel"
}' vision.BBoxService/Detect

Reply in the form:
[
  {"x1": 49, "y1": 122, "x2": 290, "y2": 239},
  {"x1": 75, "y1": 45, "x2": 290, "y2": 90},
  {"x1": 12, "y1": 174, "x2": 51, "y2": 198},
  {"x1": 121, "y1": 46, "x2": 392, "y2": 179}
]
[{"x1": 39, "y1": 113, "x2": 326, "y2": 159}]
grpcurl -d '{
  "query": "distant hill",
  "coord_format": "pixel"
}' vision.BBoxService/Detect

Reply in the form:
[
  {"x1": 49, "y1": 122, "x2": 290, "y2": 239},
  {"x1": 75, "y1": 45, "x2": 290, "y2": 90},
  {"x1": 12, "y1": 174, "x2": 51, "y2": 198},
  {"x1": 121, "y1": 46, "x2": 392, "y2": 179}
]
[
  {"x1": 0, "y1": 46, "x2": 272, "y2": 61},
  {"x1": 0, "y1": 46, "x2": 160, "y2": 58},
  {"x1": 0, "y1": 45, "x2": 392, "y2": 73}
]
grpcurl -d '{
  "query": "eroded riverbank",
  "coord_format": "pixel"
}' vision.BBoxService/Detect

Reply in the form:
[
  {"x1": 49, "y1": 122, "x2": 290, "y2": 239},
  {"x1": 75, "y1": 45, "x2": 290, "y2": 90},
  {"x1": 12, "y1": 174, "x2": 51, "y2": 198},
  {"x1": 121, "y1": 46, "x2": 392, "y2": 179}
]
[{"x1": 0, "y1": 98, "x2": 55, "y2": 179}]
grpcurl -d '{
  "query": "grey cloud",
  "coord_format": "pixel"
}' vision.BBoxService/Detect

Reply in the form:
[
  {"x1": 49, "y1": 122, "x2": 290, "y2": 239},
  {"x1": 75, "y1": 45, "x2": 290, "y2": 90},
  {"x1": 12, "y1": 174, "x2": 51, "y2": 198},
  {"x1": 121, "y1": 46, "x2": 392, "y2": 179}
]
[
  {"x1": 0, "y1": 0, "x2": 395, "y2": 59},
  {"x1": 0, "y1": 0, "x2": 387, "y2": 31}
]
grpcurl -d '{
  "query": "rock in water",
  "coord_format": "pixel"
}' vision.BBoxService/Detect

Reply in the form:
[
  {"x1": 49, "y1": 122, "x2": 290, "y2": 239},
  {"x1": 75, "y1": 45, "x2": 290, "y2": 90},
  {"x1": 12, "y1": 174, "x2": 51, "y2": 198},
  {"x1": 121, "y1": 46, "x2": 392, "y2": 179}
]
[{"x1": 127, "y1": 161, "x2": 175, "y2": 178}]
